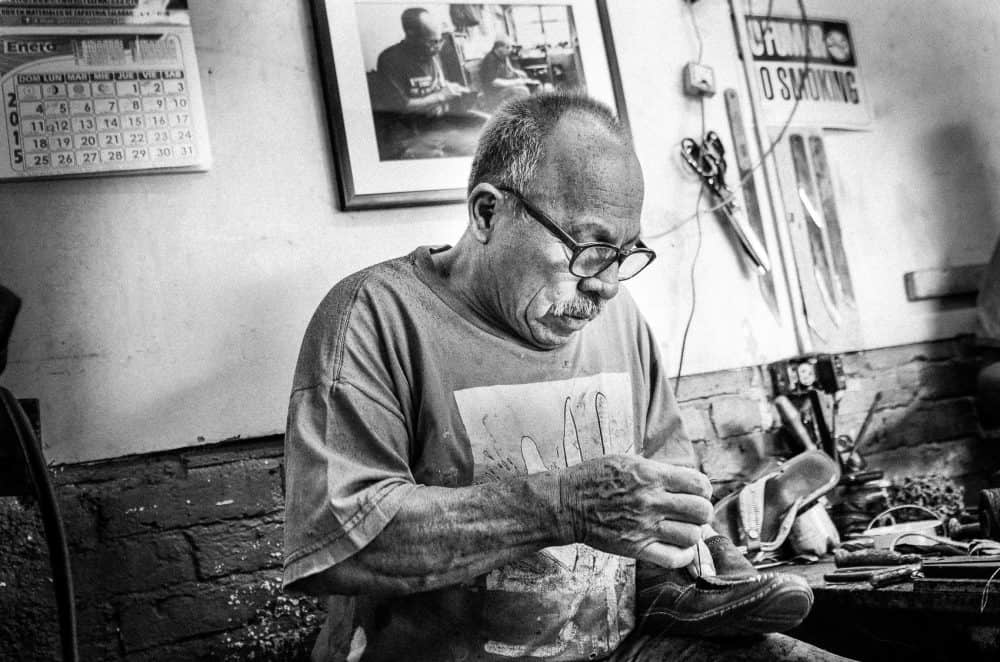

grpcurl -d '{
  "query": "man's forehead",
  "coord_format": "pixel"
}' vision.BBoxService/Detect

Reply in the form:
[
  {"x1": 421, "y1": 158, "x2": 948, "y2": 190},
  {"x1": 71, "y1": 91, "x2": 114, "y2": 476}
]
[
  {"x1": 531, "y1": 117, "x2": 643, "y2": 230},
  {"x1": 541, "y1": 117, "x2": 639, "y2": 185}
]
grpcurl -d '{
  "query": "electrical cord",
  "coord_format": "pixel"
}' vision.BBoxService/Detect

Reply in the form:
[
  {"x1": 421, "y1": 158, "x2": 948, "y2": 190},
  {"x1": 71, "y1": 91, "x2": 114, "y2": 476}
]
[
  {"x1": 674, "y1": 186, "x2": 704, "y2": 398},
  {"x1": 668, "y1": 0, "x2": 813, "y2": 393},
  {"x1": 671, "y1": 0, "x2": 708, "y2": 399},
  {"x1": 0, "y1": 388, "x2": 79, "y2": 662}
]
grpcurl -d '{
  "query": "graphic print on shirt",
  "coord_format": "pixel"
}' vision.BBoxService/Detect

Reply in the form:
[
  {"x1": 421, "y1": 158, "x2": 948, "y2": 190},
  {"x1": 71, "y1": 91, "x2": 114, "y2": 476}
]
[
  {"x1": 453, "y1": 373, "x2": 636, "y2": 660},
  {"x1": 407, "y1": 75, "x2": 436, "y2": 97}
]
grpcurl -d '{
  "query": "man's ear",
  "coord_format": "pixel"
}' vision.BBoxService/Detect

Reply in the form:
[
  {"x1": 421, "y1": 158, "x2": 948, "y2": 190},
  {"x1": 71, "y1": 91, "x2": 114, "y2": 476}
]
[{"x1": 467, "y1": 183, "x2": 503, "y2": 244}]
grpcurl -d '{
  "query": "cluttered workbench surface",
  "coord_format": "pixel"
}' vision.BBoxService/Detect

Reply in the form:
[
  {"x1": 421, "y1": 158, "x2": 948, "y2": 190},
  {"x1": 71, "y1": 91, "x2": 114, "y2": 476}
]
[
  {"x1": 771, "y1": 549, "x2": 1000, "y2": 661},
  {"x1": 778, "y1": 555, "x2": 1000, "y2": 614}
]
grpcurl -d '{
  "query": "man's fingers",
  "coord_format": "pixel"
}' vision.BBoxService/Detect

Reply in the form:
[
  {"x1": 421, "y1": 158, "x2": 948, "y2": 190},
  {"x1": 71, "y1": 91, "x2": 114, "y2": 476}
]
[
  {"x1": 653, "y1": 519, "x2": 703, "y2": 549},
  {"x1": 663, "y1": 466, "x2": 713, "y2": 498},
  {"x1": 635, "y1": 542, "x2": 697, "y2": 569},
  {"x1": 639, "y1": 461, "x2": 712, "y2": 498},
  {"x1": 648, "y1": 492, "x2": 714, "y2": 526}
]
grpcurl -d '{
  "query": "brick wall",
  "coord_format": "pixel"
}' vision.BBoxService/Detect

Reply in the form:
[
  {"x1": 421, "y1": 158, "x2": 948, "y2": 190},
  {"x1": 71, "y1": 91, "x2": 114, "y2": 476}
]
[
  {"x1": 1, "y1": 337, "x2": 997, "y2": 660},
  {"x1": 0, "y1": 440, "x2": 323, "y2": 661}
]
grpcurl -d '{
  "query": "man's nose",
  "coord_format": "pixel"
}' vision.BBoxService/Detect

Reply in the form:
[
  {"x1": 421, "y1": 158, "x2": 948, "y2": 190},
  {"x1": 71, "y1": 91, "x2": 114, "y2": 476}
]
[{"x1": 578, "y1": 263, "x2": 620, "y2": 299}]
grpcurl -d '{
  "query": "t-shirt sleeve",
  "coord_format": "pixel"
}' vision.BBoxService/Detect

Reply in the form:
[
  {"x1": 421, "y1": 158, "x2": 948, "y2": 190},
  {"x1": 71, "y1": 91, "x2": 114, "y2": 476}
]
[
  {"x1": 282, "y1": 378, "x2": 417, "y2": 588},
  {"x1": 637, "y1": 319, "x2": 699, "y2": 470},
  {"x1": 376, "y1": 49, "x2": 409, "y2": 110}
]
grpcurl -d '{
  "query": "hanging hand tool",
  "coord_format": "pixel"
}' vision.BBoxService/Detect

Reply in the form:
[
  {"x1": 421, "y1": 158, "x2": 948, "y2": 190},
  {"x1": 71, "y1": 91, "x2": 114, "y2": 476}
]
[
  {"x1": 723, "y1": 89, "x2": 780, "y2": 318},
  {"x1": 681, "y1": 131, "x2": 771, "y2": 274},
  {"x1": 789, "y1": 134, "x2": 842, "y2": 327}
]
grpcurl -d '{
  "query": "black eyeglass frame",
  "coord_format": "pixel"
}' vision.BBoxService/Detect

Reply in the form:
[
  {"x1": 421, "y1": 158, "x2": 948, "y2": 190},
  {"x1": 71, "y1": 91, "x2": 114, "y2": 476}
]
[{"x1": 496, "y1": 186, "x2": 656, "y2": 281}]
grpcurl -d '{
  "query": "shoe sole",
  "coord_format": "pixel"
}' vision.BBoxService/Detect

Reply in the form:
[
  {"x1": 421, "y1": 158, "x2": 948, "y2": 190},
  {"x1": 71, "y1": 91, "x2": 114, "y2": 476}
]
[
  {"x1": 639, "y1": 575, "x2": 815, "y2": 638},
  {"x1": 721, "y1": 580, "x2": 814, "y2": 636}
]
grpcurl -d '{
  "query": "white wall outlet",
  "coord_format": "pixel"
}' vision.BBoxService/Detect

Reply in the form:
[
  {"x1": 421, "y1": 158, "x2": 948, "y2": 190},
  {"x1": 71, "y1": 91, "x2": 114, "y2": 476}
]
[{"x1": 683, "y1": 62, "x2": 716, "y2": 97}]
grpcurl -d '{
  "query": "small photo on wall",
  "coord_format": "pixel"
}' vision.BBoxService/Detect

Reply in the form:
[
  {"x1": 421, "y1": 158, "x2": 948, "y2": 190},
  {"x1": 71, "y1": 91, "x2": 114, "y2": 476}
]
[
  {"x1": 358, "y1": 3, "x2": 585, "y2": 162},
  {"x1": 312, "y1": 0, "x2": 625, "y2": 210}
]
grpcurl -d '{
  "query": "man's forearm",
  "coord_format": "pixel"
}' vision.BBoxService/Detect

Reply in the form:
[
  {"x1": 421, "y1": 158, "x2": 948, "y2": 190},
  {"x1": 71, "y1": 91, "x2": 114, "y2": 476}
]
[
  {"x1": 289, "y1": 454, "x2": 712, "y2": 597},
  {"x1": 293, "y1": 472, "x2": 570, "y2": 596},
  {"x1": 490, "y1": 77, "x2": 524, "y2": 89},
  {"x1": 401, "y1": 91, "x2": 447, "y2": 114}
]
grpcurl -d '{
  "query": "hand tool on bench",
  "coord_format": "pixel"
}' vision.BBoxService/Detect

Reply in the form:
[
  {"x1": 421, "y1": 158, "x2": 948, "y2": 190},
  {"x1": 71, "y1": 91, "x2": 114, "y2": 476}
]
[
  {"x1": 834, "y1": 549, "x2": 922, "y2": 567},
  {"x1": 824, "y1": 564, "x2": 920, "y2": 588}
]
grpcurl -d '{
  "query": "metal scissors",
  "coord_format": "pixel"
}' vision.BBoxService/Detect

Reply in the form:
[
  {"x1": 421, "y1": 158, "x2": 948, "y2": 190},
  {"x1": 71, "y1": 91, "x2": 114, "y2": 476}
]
[
  {"x1": 680, "y1": 131, "x2": 771, "y2": 274},
  {"x1": 680, "y1": 131, "x2": 728, "y2": 197}
]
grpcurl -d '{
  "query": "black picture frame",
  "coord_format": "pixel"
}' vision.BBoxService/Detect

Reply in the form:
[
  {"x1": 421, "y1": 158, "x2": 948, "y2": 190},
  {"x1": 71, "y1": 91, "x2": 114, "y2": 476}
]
[{"x1": 310, "y1": 0, "x2": 629, "y2": 211}]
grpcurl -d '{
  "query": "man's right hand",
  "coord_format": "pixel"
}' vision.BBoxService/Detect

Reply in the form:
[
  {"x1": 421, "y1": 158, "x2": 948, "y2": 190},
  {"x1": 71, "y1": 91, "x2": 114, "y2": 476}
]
[{"x1": 557, "y1": 455, "x2": 713, "y2": 568}]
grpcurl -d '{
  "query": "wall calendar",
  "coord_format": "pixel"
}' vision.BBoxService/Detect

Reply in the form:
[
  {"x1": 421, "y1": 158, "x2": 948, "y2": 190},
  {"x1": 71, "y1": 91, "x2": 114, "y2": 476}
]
[{"x1": 0, "y1": 1, "x2": 210, "y2": 179}]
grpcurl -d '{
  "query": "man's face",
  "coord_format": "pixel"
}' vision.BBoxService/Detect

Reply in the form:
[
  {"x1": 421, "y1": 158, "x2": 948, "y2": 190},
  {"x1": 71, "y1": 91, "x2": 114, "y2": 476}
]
[
  {"x1": 406, "y1": 17, "x2": 442, "y2": 57},
  {"x1": 486, "y1": 119, "x2": 645, "y2": 349},
  {"x1": 496, "y1": 42, "x2": 512, "y2": 58}
]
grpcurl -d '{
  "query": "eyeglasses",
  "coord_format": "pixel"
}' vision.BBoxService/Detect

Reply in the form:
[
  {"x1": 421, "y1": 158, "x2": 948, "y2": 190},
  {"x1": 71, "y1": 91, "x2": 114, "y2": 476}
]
[{"x1": 497, "y1": 186, "x2": 656, "y2": 281}]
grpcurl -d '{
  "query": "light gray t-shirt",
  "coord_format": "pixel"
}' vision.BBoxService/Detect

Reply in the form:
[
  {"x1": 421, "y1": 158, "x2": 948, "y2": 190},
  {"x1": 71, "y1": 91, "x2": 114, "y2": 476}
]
[{"x1": 283, "y1": 246, "x2": 695, "y2": 661}]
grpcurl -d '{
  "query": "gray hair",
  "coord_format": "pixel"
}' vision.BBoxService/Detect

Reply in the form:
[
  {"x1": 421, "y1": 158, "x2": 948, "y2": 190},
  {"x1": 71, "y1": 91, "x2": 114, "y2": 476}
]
[{"x1": 467, "y1": 91, "x2": 630, "y2": 195}]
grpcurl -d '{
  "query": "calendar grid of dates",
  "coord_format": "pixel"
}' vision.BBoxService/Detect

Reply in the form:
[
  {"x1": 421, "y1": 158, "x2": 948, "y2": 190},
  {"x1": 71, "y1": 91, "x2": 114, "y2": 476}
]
[{"x1": 5, "y1": 69, "x2": 196, "y2": 171}]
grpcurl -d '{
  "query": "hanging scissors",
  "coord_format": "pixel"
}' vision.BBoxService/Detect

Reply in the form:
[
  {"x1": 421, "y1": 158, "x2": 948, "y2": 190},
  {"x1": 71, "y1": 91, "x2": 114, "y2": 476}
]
[
  {"x1": 681, "y1": 131, "x2": 728, "y2": 195},
  {"x1": 680, "y1": 131, "x2": 771, "y2": 274}
]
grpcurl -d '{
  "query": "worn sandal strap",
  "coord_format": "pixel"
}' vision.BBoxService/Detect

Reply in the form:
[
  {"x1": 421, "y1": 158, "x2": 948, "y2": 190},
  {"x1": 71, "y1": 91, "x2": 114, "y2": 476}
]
[{"x1": 737, "y1": 471, "x2": 804, "y2": 553}]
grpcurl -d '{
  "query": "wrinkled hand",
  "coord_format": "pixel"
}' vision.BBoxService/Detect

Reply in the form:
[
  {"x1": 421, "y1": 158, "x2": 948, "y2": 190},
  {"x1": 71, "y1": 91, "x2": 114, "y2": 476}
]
[{"x1": 558, "y1": 454, "x2": 713, "y2": 569}]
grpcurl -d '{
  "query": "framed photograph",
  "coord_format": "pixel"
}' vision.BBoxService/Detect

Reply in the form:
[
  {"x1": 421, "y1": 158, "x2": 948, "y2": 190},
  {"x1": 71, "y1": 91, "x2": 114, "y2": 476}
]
[{"x1": 311, "y1": 0, "x2": 628, "y2": 210}]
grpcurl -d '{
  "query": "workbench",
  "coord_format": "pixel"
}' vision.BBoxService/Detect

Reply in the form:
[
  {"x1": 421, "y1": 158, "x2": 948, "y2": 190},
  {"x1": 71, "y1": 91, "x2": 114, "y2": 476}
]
[{"x1": 777, "y1": 559, "x2": 1000, "y2": 661}]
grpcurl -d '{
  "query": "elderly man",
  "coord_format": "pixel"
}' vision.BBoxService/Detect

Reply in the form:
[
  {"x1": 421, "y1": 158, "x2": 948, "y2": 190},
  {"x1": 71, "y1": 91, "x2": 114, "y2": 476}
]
[
  {"x1": 478, "y1": 35, "x2": 539, "y2": 111},
  {"x1": 284, "y1": 93, "x2": 850, "y2": 661},
  {"x1": 371, "y1": 7, "x2": 483, "y2": 159}
]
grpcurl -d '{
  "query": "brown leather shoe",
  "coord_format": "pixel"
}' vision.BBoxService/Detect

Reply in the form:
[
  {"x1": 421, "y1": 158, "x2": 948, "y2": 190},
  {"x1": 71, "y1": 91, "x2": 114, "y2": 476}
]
[
  {"x1": 635, "y1": 559, "x2": 813, "y2": 638},
  {"x1": 704, "y1": 534, "x2": 758, "y2": 577}
]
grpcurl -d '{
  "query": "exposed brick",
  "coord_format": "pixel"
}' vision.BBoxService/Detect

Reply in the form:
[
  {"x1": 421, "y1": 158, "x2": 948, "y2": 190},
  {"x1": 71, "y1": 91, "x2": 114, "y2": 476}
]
[
  {"x1": 895, "y1": 362, "x2": 922, "y2": 392},
  {"x1": 710, "y1": 394, "x2": 766, "y2": 438},
  {"x1": 189, "y1": 519, "x2": 283, "y2": 579},
  {"x1": 73, "y1": 532, "x2": 196, "y2": 597},
  {"x1": 57, "y1": 485, "x2": 101, "y2": 551},
  {"x1": 674, "y1": 367, "x2": 759, "y2": 402},
  {"x1": 55, "y1": 455, "x2": 185, "y2": 488},
  {"x1": 183, "y1": 436, "x2": 283, "y2": 469},
  {"x1": 856, "y1": 341, "x2": 961, "y2": 371},
  {"x1": 679, "y1": 404, "x2": 713, "y2": 441},
  {"x1": 117, "y1": 575, "x2": 275, "y2": 652},
  {"x1": 75, "y1": 600, "x2": 122, "y2": 660},
  {"x1": 695, "y1": 433, "x2": 767, "y2": 482},
  {"x1": 99, "y1": 458, "x2": 282, "y2": 538},
  {"x1": 918, "y1": 361, "x2": 980, "y2": 399},
  {"x1": 126, "y1": 632, "x2": 225, "y2": 662},
  {"x1": 867, "y1": 438, "x2": 1000, "y2": 496},
  {"x1": 866, "y1": 398, "x2": 979, "y2": 453},
  {"x1": 831, "y1": 388, "x2": 880, "y2": 427}
]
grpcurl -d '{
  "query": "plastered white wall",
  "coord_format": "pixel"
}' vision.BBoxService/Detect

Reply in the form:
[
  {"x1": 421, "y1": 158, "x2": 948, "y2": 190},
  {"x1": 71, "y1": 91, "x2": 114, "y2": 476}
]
[
  {"x1": 749, "y1": 0, "x2": 1000, "y2": 350},
  {"x1": 0, "y1": 0, "x2": 994, "y2": 463}
]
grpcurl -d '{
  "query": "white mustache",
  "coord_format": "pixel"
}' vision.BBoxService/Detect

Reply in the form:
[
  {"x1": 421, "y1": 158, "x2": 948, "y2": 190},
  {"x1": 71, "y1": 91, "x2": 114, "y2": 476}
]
[{"x1": 552, "y1": 297, "x2": 603, "y2": 320}]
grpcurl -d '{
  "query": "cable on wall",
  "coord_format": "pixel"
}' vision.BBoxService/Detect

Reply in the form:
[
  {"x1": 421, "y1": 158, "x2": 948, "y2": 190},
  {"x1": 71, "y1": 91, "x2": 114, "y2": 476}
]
[
  {"x1": 646, "y1": 0, "x2": 812, "y2": 240},
  {"x1": 670, "y1": 0, "x2": 810, "y2": 394}
]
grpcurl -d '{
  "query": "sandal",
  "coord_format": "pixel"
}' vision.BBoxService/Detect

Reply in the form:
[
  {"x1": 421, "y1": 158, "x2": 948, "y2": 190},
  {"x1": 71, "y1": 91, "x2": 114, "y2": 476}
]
[{"x1": 712, "y1": 450, "x2": 841, "y2": 558}]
